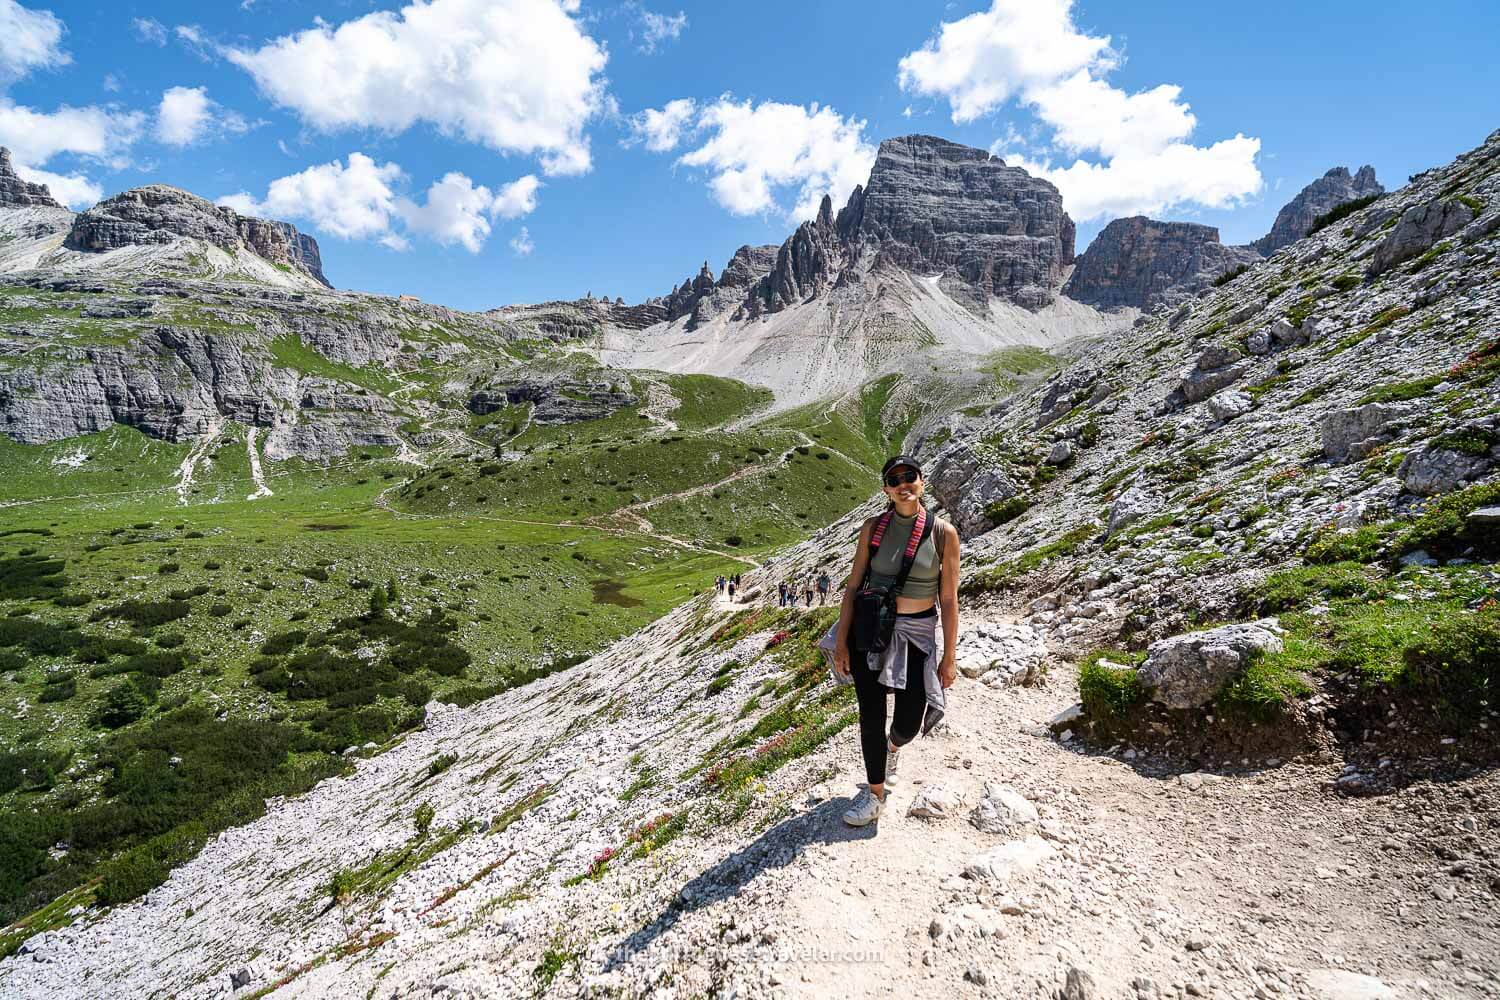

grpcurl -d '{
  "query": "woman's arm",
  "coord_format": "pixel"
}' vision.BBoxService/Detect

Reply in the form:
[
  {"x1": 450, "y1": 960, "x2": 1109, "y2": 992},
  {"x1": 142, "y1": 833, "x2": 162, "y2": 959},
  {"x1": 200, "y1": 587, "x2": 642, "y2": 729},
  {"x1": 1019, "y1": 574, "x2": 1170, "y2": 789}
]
[
  {"x1": 832, "y1": 518, "x2": 875, "y2": 677},
  {"x1": 937, "y1": 520, "x2": 961, "y2": 687}
]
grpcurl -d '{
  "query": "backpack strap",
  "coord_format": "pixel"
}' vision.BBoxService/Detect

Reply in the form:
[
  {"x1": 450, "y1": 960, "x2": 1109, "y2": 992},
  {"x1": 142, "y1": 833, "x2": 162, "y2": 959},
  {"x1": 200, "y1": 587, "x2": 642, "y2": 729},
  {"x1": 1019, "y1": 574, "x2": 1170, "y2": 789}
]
[
  {"x1": 863, "y1": 507, "x2": 930, "y2": 593},
  {"x1": 889, "y1": 510, "x2": 931, "y2": 601}
]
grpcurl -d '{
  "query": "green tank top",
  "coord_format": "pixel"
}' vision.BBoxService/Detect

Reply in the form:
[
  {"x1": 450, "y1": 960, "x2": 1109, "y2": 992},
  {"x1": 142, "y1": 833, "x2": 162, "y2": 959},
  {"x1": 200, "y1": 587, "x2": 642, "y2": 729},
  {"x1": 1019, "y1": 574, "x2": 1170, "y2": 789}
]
[{"x1": 866, "y1": 510, "x2": 943, "y2": 601}]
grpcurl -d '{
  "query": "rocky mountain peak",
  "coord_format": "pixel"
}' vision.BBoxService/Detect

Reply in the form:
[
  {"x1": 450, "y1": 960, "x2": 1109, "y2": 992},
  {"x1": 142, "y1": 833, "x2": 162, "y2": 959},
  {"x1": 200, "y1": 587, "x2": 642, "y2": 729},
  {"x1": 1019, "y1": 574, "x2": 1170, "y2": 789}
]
[
  {"x1": 64, "y1": 185, "x2": 330, "y2": 287},
  {"x1": 848, "y1": 134, "x2": 1075, "y2": 309},
  {"x1": 1252, "y1": 164, "x2": 1384, "y2": 255},
  {"x1": 1063, "y1": 216, "x2": 1260, "y2": 313},
  {"x1": 0, "y1": 147, "x2": 64, "y2": 210},
  {"x1": 628, "y1": 133, "x2": 1078, "y2": 327}
]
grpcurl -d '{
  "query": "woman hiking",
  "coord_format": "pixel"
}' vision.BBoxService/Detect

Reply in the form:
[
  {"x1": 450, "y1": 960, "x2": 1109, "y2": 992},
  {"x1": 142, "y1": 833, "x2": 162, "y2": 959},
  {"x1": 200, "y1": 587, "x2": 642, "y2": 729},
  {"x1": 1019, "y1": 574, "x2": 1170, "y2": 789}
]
[{"x1": 822, "y1": 455, "x2": 960, "y2": 828}]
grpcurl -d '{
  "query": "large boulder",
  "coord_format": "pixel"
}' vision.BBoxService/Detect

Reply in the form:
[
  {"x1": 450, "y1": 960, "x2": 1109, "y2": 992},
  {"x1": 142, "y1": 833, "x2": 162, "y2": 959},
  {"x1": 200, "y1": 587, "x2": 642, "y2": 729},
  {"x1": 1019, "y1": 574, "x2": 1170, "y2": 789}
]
[
  {"x1": 1321, "y1": 403, "x2": 1415, "y2": 462},
  {"x1": 968, "y1": 783, "x2": 1038, "y2": 836},
  {"x1": 1035, "y1": 366, "x2": 1100, "y2": 428},
  {"x1": 1181, "y1": 358, "x2": 1250, "y2": 405},
  {"x1": 1105, "y1": 483, "x2": 1162, "y2": 536},
  {"x1": 1137, "y1": 619, "x2": 1285, "y2": 710},
  {"x1": 1398, "y1": 444, "x2": 1492, "y2": 496},
  {"x1": 1366, "y1": 198, "x2": 1476, "y2": 276},
  {"x1": 925, "y1": 444, "x2": 1022, "y2": 536}
]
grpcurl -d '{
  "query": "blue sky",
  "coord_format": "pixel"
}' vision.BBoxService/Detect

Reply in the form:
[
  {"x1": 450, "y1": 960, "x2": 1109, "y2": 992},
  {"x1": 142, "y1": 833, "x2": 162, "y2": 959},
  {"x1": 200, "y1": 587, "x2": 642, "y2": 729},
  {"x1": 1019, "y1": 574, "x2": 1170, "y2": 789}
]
[{"x1": 2, "y1": 0, "x2": 1497, "y2": 311}]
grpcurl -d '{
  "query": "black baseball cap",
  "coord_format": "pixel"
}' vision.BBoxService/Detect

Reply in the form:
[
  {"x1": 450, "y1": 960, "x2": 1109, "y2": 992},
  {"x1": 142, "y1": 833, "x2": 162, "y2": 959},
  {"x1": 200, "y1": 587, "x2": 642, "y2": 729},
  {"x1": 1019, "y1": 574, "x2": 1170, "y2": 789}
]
[{"x1": 881, "y1": 455, "x2": 922, "y2": 478}]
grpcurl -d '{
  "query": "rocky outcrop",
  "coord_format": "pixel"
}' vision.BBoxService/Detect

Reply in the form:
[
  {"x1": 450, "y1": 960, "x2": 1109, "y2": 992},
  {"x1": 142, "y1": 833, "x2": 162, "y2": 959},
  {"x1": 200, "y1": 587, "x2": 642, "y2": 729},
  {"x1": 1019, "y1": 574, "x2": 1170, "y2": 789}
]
[
  {"x1": 1366, "y1": 198, "x2": 1476, "y2": 276},
  {"x1": 1064, "y1": 218, "x2": 1260, "y2": 312},
  {"x1": 1253, "y1": 166, "x2": 1383, "y2": 255},
  {"x1": 65, "y1": 186, "x2": 330, "y2": 287},
  {"x1": 0, "y1": 148, "x2": 63, "y2": 209},
  {"x1": 717, "y1": 244, "x2": 778, "y2": 290},
  {"x1": 925, "y1": 442, "x2": 1023, "y2": 536},
  {"x1": 469, "y1": 376, "x2": 636, "y2": 426},
  {"x1": 1320, "y1": 403, "x2": 1416, "y2": 462}
]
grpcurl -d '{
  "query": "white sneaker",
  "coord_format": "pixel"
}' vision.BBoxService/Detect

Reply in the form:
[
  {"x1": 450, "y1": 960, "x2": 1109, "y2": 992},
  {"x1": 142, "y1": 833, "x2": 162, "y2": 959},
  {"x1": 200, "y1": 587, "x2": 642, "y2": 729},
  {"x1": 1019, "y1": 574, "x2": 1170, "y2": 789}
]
[
  {"x1": 842, "y1": 787, "x2": 885, "y2": 827},
  {"x1": 885, "y1": 745, "x2": 901, "y2": 787}
]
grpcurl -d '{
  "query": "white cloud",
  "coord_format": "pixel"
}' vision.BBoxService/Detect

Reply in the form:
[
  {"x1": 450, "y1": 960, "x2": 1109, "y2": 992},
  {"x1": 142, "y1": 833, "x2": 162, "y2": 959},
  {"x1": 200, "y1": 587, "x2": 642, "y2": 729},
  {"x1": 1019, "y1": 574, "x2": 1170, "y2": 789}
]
[
  {"x1": 509, "y1": 226, "x2": 533, "y2": 256},
  {"x1": 632, "y1": 5, "x2": 686, "y2": 54},
  {"x1": 492, "y1": 174, "x2": 540, "y2": 219},
  {"x1": 398, "y1": 173, "x2": 495, "y2": 252},
  {"x1": 0, "y1": 0, "x2": 68, "y2": 80},
  {"x1": 1010, "y1": 137, "x2": 1263, "y2": 221},
  {"x1": 223, "y1": 153, "x2": 402, "y2": 240},
  {"x1": 224, "y1": 0, "x2": 607, "y2": 176},
  {"x1": 0, "y1": 100, "x2": 144, "y2": 169},
  {"x1": 221, "y1": 153, "x2": 536, "y2": 253},
  {"x1": 627, "y1": 98, "x2": 695, "y2": 153},
  {"x1": 155, "y1": 87, "x2": 210, "y2": 146},
  {"x1": 897, "y1": 0, "x2": 1261, "y2": 221},
  {"x1": 102, "y1": 73, "x2": 120, "y2": 92},
  {"x1": 132, "y1": 17, "x2": 167, "y2": 46},
  {"x1": 15, "y1": 165, "x2": 98, "y2": 206},
  {"x1": 155, "y1": 86, "x2": 250, "y2": 146},
  {"x1": 174, "y1": 24, "x2": 215, "y2": 61},
  {"x1": 670, "y1": 98, "x2": 876, "y2": 221}
]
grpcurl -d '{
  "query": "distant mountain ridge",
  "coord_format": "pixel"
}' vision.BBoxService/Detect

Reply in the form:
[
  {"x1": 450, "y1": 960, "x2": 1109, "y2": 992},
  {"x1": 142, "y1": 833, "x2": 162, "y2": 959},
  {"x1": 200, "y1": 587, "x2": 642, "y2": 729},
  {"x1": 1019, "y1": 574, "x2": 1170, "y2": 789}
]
[{"x1": 0, "y1": 148, "x2": 330, "y2": 290}]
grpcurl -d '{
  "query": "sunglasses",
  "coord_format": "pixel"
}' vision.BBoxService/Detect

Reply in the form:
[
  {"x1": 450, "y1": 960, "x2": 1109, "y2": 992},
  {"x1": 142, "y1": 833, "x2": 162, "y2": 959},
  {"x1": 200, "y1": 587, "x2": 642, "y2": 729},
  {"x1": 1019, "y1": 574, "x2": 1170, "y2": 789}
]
[{"x1": 883, "y1": 469, "x2": 920, "y2": 488}]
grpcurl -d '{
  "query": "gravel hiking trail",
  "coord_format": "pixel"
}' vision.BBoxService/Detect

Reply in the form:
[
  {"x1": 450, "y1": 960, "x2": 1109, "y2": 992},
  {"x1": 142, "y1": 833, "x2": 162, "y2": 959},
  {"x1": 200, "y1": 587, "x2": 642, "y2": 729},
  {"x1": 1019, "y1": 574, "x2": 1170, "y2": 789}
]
[{"x1": 749, "y1": 631, "x2": 1498, "y2": 999}]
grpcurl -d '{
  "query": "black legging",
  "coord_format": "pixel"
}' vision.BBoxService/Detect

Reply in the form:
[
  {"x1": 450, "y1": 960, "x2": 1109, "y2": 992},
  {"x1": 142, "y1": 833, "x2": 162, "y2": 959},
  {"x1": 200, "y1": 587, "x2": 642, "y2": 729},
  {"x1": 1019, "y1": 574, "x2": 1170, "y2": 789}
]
[{"x1": 850, "y1": 611, "x2": 931, "y2": 786}]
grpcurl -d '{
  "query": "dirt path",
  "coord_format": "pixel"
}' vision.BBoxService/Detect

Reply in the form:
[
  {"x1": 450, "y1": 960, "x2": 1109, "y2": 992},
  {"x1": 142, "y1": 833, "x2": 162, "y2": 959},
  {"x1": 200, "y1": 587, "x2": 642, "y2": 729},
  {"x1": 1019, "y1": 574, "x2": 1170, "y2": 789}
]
[{"x1": 757, "y1": 632, "x2": 1500, "y2": 999}]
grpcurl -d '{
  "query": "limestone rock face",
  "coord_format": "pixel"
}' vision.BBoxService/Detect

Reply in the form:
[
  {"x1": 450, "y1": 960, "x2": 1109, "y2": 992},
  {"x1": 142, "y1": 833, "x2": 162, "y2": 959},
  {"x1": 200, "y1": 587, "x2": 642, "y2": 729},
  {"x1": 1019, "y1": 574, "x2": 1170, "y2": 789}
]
[
  {"x1": 846, "y1": 134, "x2": 1075, "y2": 310},
  {"x1": 750, "y1": 194, "x2": 847, "y2": 316},
  {"x1": 1253, "y1": 166, "x2": 1383, "y2": 255},
  {"x1": 0, "y1": 147, "x2": 63, "y2": 209},
  {"x1": 1064, "y1": 217, "x2": 1261, "y2": 312},
  {"x1": 635, "y1": 134, "x2": 1077, "y2": 324},
  {"x1": 65, "y1": 185, "x2": 331, "y2": 287},
  {"x1": 717, "y1": 244, "x2": 779, "y2": 290}
]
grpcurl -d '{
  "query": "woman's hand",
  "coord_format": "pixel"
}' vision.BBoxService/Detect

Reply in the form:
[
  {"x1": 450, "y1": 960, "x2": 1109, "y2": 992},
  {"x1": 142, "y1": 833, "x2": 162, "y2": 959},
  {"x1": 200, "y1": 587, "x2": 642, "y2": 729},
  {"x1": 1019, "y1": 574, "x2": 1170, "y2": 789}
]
[
  {"x1": 833, "y1": 642, "x2": 851, "y2": 679},
  {"x1": 938, "y1": 652, "x2": 957, "y2": 689}
]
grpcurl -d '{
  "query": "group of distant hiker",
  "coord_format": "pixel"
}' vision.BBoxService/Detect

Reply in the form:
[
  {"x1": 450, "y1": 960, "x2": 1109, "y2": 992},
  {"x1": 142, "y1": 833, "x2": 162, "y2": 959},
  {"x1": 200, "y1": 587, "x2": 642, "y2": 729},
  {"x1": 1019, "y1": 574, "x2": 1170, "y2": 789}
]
[
  {"x1": 714, "y1": 573, "x2": 741, "y2": 599},
  {"x1": 777, "y1": 573, "x2": 830, "y2": 607}
]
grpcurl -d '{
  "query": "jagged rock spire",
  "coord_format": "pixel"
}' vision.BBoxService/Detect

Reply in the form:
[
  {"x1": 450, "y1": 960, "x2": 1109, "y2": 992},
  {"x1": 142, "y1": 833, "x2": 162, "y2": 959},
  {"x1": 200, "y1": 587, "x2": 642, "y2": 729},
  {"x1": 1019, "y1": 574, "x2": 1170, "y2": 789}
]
[{"x1": 0, "y1": 146, "x2": 64, "y2": 209}]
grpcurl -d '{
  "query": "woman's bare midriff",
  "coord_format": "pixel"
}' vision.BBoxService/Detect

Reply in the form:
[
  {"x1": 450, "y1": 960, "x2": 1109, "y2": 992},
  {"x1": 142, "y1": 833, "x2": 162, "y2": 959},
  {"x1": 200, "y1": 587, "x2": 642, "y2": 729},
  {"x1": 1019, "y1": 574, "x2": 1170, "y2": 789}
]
[{"x1": 894, "y1": 596, "x2": 937, "y2": 614}]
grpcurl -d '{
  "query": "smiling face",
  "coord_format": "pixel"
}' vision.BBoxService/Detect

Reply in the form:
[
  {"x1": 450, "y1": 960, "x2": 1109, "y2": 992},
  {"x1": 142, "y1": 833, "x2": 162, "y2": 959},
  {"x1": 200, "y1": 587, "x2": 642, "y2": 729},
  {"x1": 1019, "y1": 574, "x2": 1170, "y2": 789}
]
[{"x1": 882, "y1": 465, "x2": 923, "y2": 504}]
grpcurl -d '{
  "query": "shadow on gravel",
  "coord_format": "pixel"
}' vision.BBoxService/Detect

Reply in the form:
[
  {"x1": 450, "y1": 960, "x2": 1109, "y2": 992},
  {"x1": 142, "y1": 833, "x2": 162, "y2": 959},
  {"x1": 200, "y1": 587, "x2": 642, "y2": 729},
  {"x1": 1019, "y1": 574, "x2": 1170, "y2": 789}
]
[
  {"x1": 602, "y1": 794, "x2": 871, "y2": 971},
  {"x1": 1047, "y1": 722, "x2": 1499, "y2": 799}
]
